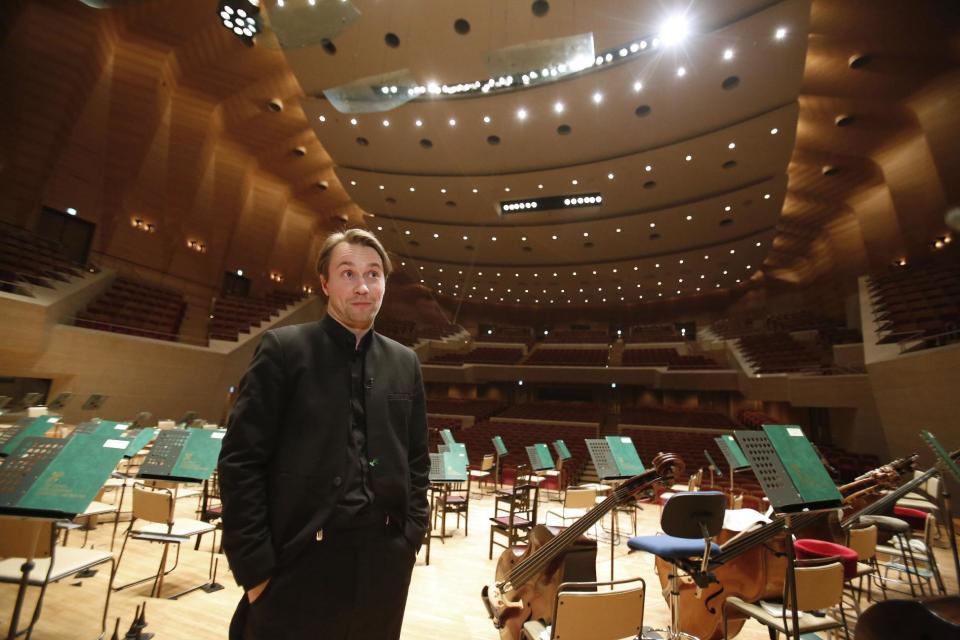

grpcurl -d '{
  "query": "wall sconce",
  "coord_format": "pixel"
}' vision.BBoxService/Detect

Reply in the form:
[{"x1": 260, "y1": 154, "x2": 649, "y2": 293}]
[
  {"x1": 131, "y1": 218, "x2": 156, "y2": 233},
  {"x1": 933, "y1": 235, "x2": 952, "y2": 250},
  {"x1": 301, "y1": 285, "x2": 314, "y2": 294},
  {"x1": 187, "y1": 239, "x2": 207, "y2": 253},
  {"x1": 270, "y1": 272, "x2": 284, "y2": 283}
]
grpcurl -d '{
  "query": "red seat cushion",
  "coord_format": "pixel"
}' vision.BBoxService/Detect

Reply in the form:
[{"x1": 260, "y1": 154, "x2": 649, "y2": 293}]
[
  {"x1": 794, "y1": 538, "x2": 860, "y2": 580},
  {"x1": 893, "y1": 506, "x2": 929, "y2": 531}
]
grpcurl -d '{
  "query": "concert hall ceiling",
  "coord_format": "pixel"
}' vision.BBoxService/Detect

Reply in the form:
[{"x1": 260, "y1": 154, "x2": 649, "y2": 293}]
[{"x1": 1, "y1": 0, "x2": 957, "y2": 310}]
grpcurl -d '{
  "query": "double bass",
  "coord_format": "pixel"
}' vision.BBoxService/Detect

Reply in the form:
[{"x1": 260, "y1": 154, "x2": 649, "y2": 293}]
[
  {"x1": 482, "y1": 452, "x2": 684, "y2": 640},
  {"x1": 657, "y1": 455, "x2": 917, "y2": 640}
]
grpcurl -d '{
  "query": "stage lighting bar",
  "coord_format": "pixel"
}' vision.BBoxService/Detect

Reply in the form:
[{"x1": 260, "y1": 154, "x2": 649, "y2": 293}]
[
  {"x1": 218, "y1": 0, "x2": 260, "y2": 47},
  {"x1": 500, "y1": 192, "x2": 603, "y2": 215}
]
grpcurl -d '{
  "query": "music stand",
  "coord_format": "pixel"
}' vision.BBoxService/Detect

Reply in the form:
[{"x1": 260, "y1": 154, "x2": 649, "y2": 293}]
[
  {"x1": 734, "y1": 425, "x2": 844, "y2": 640},
  {"x1": 586, "y1": 436, "x2": 646, "y2": 579},
  {"x1": 0, "y1": 415, "x2": 62, "y2": 457},
  {"x1": 920, "y1": 430, "x2": 960, "y2": 587},
  {"x1": 81, "y1": 394, "x2": 107, "y2": 411},
  {"x1": 46, "y1": 393, "x2": 72, "y2": 411},
  {"x1": 715, "y1": 434, "x2": 751, "y2": 494},
  {"x1": 440, "y1": 428, "x2": 456, "y2": 446},
  {"x1": 0, "y1": 433, "x2": 129, "y2": 636},
  {"x1": 429, "y1": 451, "x2": 468, "y2": 483},
  {"x1": 137, "y1": 428, "x2": 225, "y2": 483},
  {"x1": 492, "y1": 435, "x2": 508, "y2": 489},
  {"x1": 703, "y1": 449, "x2": 722, "y2": 488},
  {"x1": 553, "y1": 440, "x2": 572, "y2": 495}
]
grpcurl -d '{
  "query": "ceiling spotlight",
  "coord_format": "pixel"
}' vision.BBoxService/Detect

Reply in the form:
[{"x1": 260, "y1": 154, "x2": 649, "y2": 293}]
[
  {"x1": 645, "y1": 165, "x2": 653, "y2": 172},
  {"x1": 658, "y1": 15, "x2": 690, "y2": 46},
  {"x1": 483, "y1": 115, "x2": 491, "y2": 123},
  {"x1": 770, "y1": 127, "x2": 779, "y2": 135},
  {"x1": 317, "y1": 115, "x2": 325, "y2": 122},
  {"x1": 382, "y1": 119, "x2": 390, "y2": 127},
  {"x1": 449, "y1": 118, "x2": 457, "y2": 126},
  {"x1": 685, "y1": 154, "x2": 693, "y2": 161},
  {"x1": 592, "y1": 92, "x2": 603, "y2": 104},
  {"x1": 517, "y1": 108, "x2": 528, "y2": 120},
  {"x1": 764, "y1": 193, "x2": 771, "y2": 200},
  {"x1": 676, "y1": 66, "x2": 687, "y2": 77},
  {"x1": 775, "y1": 27, "x2": 788, "y2": 40},
  {"x1": 571, "y1": 179, "x2": 578, "y2": 185},
  {"x1": 219, "y1": 0, "x2": 260, "y2": 46},
  {"x1": 415, "y1": 119, "x2": 423, "y2": 127},
  {"x1": 728, "y1": 142, "x2": 736, "y2": 149},
  {"x1": 633, "y1": 81, "x2": 643, "y2": 92},
  {"x1": 350, "y1": 118, "x2": 358, "y2": 125},
  {"x1": 607, "y1": 173, "x2": 614, "y2": 180},
  {"x1": 723, "y1": 48, "x2": 734, "y2": 61},
  {"x1": 553, "y1": 102, "x2": 564, "y2": 114}
]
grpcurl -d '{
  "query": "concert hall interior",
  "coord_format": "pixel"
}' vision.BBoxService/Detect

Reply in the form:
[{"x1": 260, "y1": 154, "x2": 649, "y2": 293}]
[{"x1": 1, "y1": 1, "x2": 958, "y2": 638}]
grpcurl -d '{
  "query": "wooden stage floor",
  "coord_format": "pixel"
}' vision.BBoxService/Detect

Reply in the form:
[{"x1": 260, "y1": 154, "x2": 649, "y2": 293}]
[{"x1": 1, "y1": 485, "x2": 956, "y2": 639}]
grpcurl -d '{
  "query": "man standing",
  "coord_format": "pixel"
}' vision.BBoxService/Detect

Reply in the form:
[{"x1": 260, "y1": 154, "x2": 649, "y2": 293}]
[{"x1": 218, "y1": 229, "x2": 429, "y2": 639}]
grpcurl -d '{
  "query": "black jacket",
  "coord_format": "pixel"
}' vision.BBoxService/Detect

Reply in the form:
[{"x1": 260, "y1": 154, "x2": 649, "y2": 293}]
[{"x1": 217, "y1": 320, "x2": 429, "y2": 589}]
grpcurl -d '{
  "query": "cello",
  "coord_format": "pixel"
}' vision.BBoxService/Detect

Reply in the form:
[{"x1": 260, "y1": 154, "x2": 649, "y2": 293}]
[
  {"x1": 482, "y1": 452, "x2": 684, "y2": 640},
  {"x1": 657, "y1": 455, "x2": 916, "y2": 640}
]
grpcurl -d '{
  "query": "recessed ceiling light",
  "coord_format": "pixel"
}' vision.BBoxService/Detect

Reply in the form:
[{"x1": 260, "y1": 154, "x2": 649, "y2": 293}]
[
  {"x1": 730, "y1": 249, "x2": 736, "y2": 254},
  {"x1": 686, "y1": 215, "x2": 693, "y2": 221},
  {"x1": 521, "y1": 236, "x2": 527, "y2": 241},
  {"x1": 409, "y1": 187, "x2": 415, "y2": 192},
  {"x1": 756, "y1": 241, "x2": 762, "y2": 247},
  {"x1": 415, "y1": 119, "x2": 423, "y2": 127},
  {"x1": 685, "y1": 154, "x2": 693, "y2": 161},
  {"x1": 763, "y1": 193, "x2": 771, "y2": 199},
  {"x1": 607, "y1": 173, "x2": 615, "y2": 180},
  {"x1": 483, "y1": 115, "x2": 491, "y2": 124},
  {"x1": 462, "y1": 235, "x2": 468, "y2": 240},
  {"x1": 617, "y1": 228, "x2": 622, "y2": 233},
  {"x1": 377, "y1": 225, "x2": 383, "y2": 231},
  {"x1": 583, "y1": 232, "x2": 589, "y2": 237},
  {"x1": 350, "y1": 118, "x2": 358, "y2": 125},
  {"x1": 775, "y1": 27, "x2": 787, "y2": 40},
  {"x1": 382, "y1": 119, "x2": 390, "y2": 127},
  {"x1": 676, "y1": 66, "x2": 686, "y2": 77},
  {"x1": 318, "y1": 115, "x2": 326, "y2": 122},
  {"x1": 491, "y1": 236, "x2": 497, "y2": 241},
  {"x1": 404, "y1": 230, "x2": 411, "y2": 235},
  {"x1": 552, "y1": 235, "x2": 558, "y2": 240},
  {"x1": 645, "y1": 165, "x2": 652, "y2": 172},
  {"x1": 633, "y1": 81, "x2": 643, "y2": 92},
  {"x1": 571, "y1": 179, "x2": 578, "y2": 185},
  {"x1": 517, "y1": 108, "x2": 528, "y2": 120},
  {"x1": 440, "y1": 188, "x2": 447, "y2": 193},
  {"x1": 724, "y1": 205, "x2": 732, "y2": 212},
  {"x1": 649, "y1": 222, "x2": 656, "y2": 228},
  {"x1": 449, "y1": 118, "x2": 457, "y2": 126},
  {"x1": 350, "y1": 180, "x2": 357, "y2": 186},
  {"x1": 472, "y1": 188, "x2": 478, "y2": 193},
  {"x1": 433, "y1": 233, "x2": 439, "y2": 238},
  {"x1": 770, "y1": 127, "x2": 779, "y2": 135},
  {"x1": 592, "y1": 92, "x2": 603, "y2": 104},
  {"x1": 723, "y1": 48, "x2": 734, "y2": 61},
  {"x1": 537, "y1": 184, "x2": 544, "y2": 189},
  {"x1": 728, "y1": 142, "x2": 736, "y2": 150},
  {"x1": 553, "y1": 102, "x2": 564, "y2": 114}
]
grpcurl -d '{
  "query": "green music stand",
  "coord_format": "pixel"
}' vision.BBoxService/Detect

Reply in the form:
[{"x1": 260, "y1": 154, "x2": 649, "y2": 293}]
[
  {"x1": 715, "y1": 434, "x2": 751, "y2": 494},
  {"x1": 137, "y1": 428, "x2": 225, "y2": 483},
  {"x1": 492, "y1": 436, "x2": 508, "y2": 488},
  {"x1": 0, "y1": 415, "x2": 62, "y2": 457}
]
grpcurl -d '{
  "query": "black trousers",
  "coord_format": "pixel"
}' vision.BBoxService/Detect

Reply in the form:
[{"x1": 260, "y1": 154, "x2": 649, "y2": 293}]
[{"x1": 230, "y1": 523, "x2": 417, "y2": 639}]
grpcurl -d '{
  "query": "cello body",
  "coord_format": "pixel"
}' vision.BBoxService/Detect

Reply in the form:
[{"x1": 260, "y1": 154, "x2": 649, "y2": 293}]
[
  {"x1": 855, "y1": 596, "x2": 960, "y2": 639},
  {"x1": 655, "y1": 526, "x2": 788, "y2": 640},
  {"x1": 488, "y1": 524, "x2": 597, "y2": 640}
]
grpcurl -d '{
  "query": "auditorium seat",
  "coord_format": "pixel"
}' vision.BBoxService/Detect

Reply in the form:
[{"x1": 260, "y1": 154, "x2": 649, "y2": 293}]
[
  {"x1": 428, "y1": 346, "x2": 525, "y2": 365},
  {"x1": 525, "y1": 347, "x2": 609, "y2": 366},
  {"x1": 76, "y1": 277, "x2": 186, "y2": 342},
  {"x1": 207, "y1": 290, "x2": 304, "y2": 342}
]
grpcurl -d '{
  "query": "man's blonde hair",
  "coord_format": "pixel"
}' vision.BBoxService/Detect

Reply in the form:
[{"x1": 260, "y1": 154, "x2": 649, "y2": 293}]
[{"x1": 316, "y1": 228, "x2": 393, "y2": 280}]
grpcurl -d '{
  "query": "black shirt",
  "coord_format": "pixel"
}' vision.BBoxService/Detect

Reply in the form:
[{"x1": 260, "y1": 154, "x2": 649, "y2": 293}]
[{"x1": 321, "y1": 314, "x2": 376, "y2": 527}]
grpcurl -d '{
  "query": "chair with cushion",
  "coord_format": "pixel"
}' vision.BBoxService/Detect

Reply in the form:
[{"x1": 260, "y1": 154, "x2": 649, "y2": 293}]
[
  {"x1": 520, "y1": 577, "x2": 646, "y2": 640},
  {"x1": 434, "y1": 474, "x2": 471, "y2": 539},
  {"x1": 469, "y1": 453, "x2": 494, "y2": 498},
  {"x1": 722, "y1": 558, "x2": 851, "y2": 639},
  {"x1": 545, "y1": 487, "x2": 598, "y2": 539},
  {"x1": 628, "y1": 491, "x2": 726, "y2": 639},
  {"x1": 114, "y1": 483, "x2": 218, "y2": 598},
  {"x1": 860, "y1": 514, "x2": 925, "y2": 598}
]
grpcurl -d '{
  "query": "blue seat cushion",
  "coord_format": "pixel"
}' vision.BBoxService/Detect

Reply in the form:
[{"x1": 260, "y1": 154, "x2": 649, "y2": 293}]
[{"x1": 627, "y1": 534, "x2": 721, "y2": 560}]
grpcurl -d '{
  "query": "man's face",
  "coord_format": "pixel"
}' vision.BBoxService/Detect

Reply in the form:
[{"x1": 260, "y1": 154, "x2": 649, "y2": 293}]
[{"x1": 320, "y1": 242, "x2": 385, "y2": 333}]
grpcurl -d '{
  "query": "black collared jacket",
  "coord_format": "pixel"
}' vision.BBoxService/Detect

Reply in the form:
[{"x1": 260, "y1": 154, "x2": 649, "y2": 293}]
[{"x1": 217, "y1": 319, "x2": 429, "y2": 589}]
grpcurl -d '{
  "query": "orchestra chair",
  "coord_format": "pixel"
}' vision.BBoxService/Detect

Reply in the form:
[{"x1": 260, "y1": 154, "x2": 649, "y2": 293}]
[
  {"x1": 489, "y1": 476, "x2": 539, "y2": 559},
  {"x1": 0, "y1": 517, "x2": 116, "y2": 639},
  {"x1": 860, "y1": 514, "x2": 925, "y2": 598},
  {"x1": 469, "y1": 453, "x2": 495, "y2": 498},
  {"x1": 722, "y1": 558, "x2": 851, "y2": 640},
  {"x1": 113, "y1": 483, "x2": 217, "y2": 599},
  {"x1": 843, "y1": 524, "x2": 880, "y2": 611},
  {"x1": 545, "y1": 487, "x2": 598, "y2": 539},
  {"x1": 434, "y1": 474, "x2": 471, "y2": 539},
  {"x1": 893, "y1": 473, "x2": 943, "y2": 539},
  {"x1": 627, "y1": 491, "x2": 726, "y2": 640},
  {"x1": 519, "y1": 576, "x2": 646, "y2": 640},
  {"x1": 881, "y1": 512, "x2": 944, "y2": 595}
]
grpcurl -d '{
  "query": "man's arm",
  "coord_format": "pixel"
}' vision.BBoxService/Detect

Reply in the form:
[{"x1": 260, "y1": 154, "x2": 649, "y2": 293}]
[
  {"x1": 218, "y1": 330, "x2": 284, "y2": 590},
  {"x1": 404, "y1": 355, "x2": 430, "y2": 548}
]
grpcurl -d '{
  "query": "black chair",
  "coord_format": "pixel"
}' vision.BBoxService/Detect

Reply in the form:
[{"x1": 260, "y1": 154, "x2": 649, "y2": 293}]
[{"x1": 627, "y1": 491, "x2": 726, "y2": 640}]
